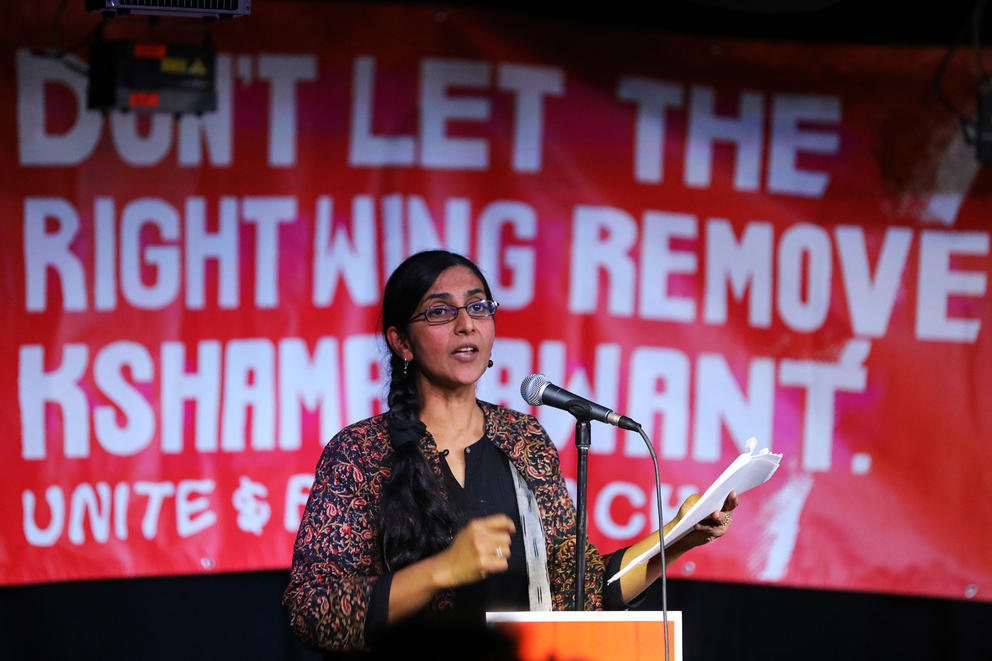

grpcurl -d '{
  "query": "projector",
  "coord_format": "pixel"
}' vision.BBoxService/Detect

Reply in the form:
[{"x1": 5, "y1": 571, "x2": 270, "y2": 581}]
[
  {"x1": 86, "y1": 0, "x2": 251, "y2": 20},
  {"x1": 87, "y1": 40, "x2": 216, "y2": 114}
]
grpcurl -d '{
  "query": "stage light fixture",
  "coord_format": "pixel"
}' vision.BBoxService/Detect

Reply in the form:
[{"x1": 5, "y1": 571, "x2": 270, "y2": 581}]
[
  {"x1": 86, "y1": 0, "x2": 251, "y2": 21},
  {"x1": 87, "y1": 39, "x2": 216, "y2": 114}
]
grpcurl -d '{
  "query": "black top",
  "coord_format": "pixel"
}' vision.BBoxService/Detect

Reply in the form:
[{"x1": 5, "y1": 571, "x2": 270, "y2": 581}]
[
  {"x1": 439, "y1": 435, "x2": 530, "y2": 616},
  {"x1": 439, "y1": 435, "x2": 630, "y2": 617},
  {"x1": 365, "y1": 436, "x2": 632, "y2": 646}
]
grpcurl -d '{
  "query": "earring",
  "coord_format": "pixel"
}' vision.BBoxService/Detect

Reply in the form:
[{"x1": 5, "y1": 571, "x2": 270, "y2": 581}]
[
  {"x1": 403, "y1": 360, "x2": 409, "y2": 377},
  {"x1": 488, "y1": 359, "x2": 494, "y2": 368}
]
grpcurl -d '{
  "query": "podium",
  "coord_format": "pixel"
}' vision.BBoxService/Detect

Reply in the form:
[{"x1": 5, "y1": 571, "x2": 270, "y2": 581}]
[{"x1": 486, "y1": 611, "x2": 682, "y2": 661}]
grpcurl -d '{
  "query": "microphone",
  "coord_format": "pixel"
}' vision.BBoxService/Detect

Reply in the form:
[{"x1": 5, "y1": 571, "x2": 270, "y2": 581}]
[{"x1": 520, "y1": 373, "x2": 641, "y2": 431}]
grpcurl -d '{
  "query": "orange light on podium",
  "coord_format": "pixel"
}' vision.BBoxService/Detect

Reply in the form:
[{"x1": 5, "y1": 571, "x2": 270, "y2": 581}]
[{"x1": 486, "y1": 611, "x2": 682, "y2": 661}]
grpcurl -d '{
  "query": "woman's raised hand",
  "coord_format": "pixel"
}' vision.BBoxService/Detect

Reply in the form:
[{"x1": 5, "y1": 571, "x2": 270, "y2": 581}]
[{"x1": 434, "y1": 514, "x2": 515, "y2": 588}]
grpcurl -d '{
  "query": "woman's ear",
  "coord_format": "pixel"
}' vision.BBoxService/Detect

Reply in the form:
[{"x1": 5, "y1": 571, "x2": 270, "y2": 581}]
[{"x1": 386, "y1": 326, "x2": 414, "y2": 362}]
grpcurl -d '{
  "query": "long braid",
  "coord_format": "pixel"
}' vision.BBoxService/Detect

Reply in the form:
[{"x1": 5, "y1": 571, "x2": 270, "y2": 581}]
[
  {"x1": 379, "y1": 354, "x2": 460, "y2": 571},
  {"x1": 386, "y1": 353, "x2": 420, "y2": 421}
]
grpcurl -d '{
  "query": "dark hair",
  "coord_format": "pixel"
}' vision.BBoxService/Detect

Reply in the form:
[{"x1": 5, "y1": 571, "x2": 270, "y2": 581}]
[{"x1": 379, "y1": 250, "x2": 494, "y2": 571}]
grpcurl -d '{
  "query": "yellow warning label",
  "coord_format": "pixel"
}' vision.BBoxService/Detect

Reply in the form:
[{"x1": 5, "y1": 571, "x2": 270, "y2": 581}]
[
  {"x1": 188, "y1": 58, "x2": 208, "y2": 76},
  {"x1": 161, "y1": 57, "x2": 188, "y2": 74}
]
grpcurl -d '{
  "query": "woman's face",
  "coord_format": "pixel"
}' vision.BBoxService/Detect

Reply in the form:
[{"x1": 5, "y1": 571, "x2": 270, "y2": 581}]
[{"x1": 394, "y1": 265, "x2": 495, "y2": 394}]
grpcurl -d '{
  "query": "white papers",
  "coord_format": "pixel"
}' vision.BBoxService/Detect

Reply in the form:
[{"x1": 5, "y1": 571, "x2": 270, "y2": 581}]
[{"x1": 607, "y1": 437, "x2": 782, "y2": 585}]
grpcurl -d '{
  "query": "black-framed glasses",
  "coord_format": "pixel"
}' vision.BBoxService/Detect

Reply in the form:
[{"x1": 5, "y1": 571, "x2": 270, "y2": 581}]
[{"x1": 408, "y1": 299, "x2": 499, "y2": 325}]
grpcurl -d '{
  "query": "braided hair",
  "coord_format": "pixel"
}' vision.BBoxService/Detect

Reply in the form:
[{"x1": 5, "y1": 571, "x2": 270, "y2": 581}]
[{"x1": 378, "y1": 250, "x2": 495, "y2": 571}]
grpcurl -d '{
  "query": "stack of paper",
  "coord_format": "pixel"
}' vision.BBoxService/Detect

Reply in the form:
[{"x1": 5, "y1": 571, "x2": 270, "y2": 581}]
[{"x1": 607, "y1": 437, "x2": 782, "y2": 584}]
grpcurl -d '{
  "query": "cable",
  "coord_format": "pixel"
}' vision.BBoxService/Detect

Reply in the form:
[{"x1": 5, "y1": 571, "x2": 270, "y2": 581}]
[
  {"x1": 51, "y1": 0, "x2": 69, "y2": 54},
  {"x1": 635, "y1": 424, "x2": 670, "y2": 661},
  {"x1": 934, "y1": 9, "x2": 978, "y2": 145},
  {"x1": 973, "y1": 0, "x2": 989, "y2": 83},
  {"x1": 32, "y1": 2, "x2": 108, "y2": 76}
]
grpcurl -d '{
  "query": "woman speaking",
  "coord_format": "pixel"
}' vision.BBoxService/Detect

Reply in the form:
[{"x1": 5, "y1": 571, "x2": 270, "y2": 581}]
[{"x1": 283, "y1": 250, "x2": 737, "y2": 653}]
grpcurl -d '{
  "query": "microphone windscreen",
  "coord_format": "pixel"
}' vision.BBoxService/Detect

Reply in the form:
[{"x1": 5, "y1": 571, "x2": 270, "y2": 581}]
[{"x1": 520, "y1": 373, "x2": 549, "y2": 406}]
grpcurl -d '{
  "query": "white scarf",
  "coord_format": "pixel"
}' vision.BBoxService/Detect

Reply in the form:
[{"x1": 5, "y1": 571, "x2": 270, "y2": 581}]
[{"x1": 507, "y1": 459, "x2": 552, "y2": 611}]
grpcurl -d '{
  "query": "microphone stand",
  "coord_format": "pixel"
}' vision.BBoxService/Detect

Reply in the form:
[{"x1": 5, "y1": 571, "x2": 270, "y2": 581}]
[{"x1": 571, "y1": 408, "x2": 592, "y2": 611}]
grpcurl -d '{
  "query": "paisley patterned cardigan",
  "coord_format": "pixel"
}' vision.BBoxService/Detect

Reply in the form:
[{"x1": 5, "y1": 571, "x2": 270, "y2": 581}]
[{"x1": 283, "y1": 401, "x2": 620, "y2": 652}]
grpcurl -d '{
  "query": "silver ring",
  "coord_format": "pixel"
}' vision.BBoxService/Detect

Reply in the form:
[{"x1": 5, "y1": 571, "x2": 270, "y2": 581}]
[{"x1": 496, "y1": 546, "x2": 504, "y2": 559}]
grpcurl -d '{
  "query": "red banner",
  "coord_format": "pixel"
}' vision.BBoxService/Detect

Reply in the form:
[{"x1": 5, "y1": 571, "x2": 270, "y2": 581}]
[{"x1": 2, "y1": 2, "x2": 990, "y2": 602}]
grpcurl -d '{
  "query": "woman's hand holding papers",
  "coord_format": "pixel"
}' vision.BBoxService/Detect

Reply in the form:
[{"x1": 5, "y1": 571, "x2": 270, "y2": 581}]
[
  {"x1": 666, "y1": 490, "x2": 739, "y2": 554},
  {"x1": 616, "y1": 490, "x2": 738, "y2": 603}
]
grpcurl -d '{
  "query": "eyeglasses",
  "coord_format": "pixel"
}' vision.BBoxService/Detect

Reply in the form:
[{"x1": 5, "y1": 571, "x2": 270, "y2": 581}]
[{"x1": 408, "y1": 299, "x2": 499, "y2": 325}]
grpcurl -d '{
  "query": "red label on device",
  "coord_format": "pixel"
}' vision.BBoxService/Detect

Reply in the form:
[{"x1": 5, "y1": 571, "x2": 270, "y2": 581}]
[
  {"x1": 128, "y1": 91, "x2": 160, "y2": 108},
  {"x1": 134, "y1": 43, "x2": 167, "y2": 59}
]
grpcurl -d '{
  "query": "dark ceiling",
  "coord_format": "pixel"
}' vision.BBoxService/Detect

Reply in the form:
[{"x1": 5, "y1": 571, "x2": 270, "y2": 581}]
[{"x1": 423, "y1": 0, "x2": 986, "y2": 47}]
